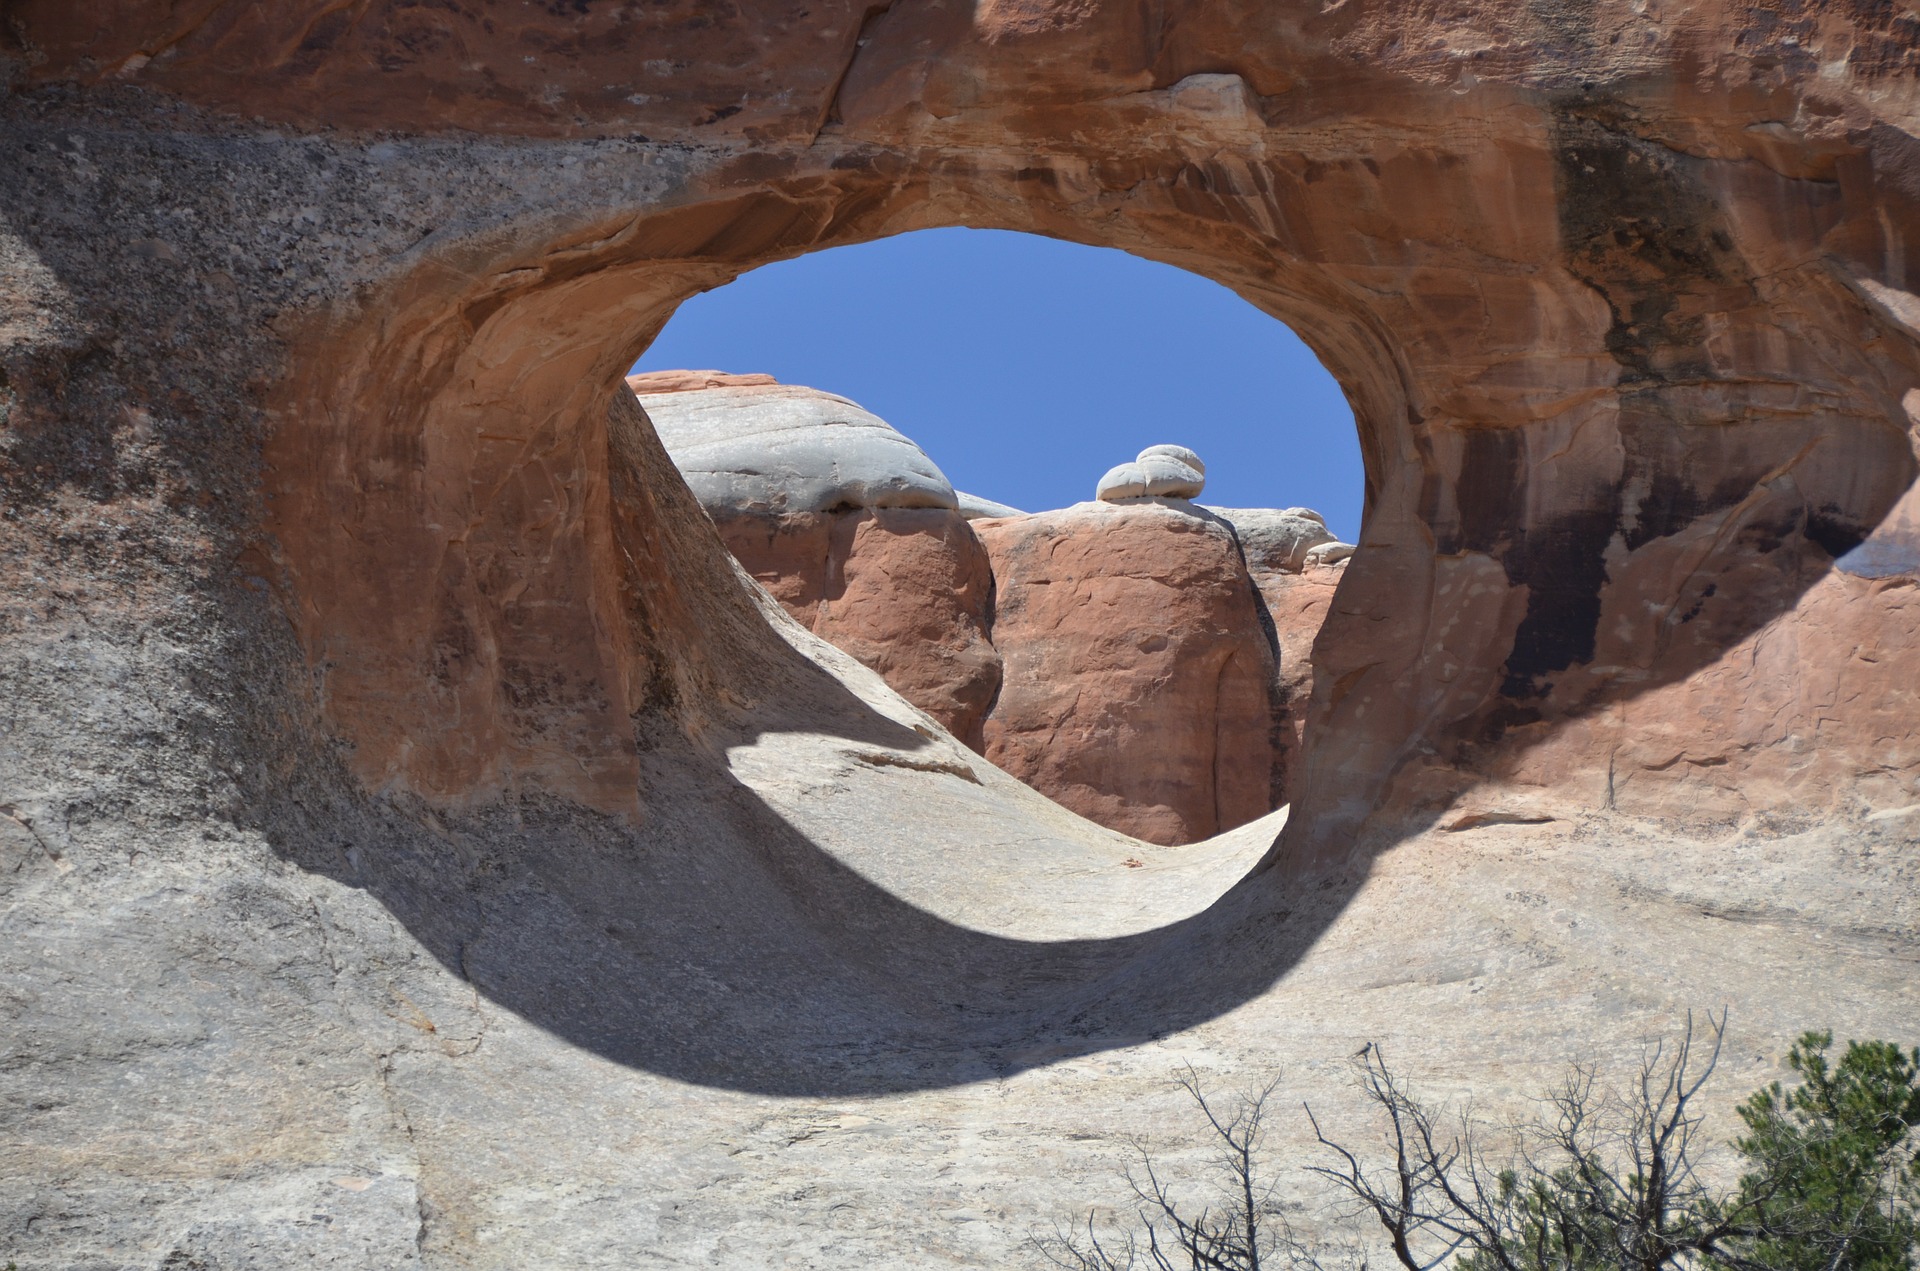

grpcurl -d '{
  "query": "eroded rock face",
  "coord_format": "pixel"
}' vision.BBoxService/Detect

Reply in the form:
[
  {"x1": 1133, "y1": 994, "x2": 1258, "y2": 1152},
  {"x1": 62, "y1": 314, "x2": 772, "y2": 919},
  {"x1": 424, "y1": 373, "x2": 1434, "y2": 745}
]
[
  {"x1": 634, "y1": 376, "x2": 1001, "y2": 749},
  {"x1": 660, "y1": 410, "x2": 1295, "y2": 837},
  {"x1": 1236, "y1": 547, "x2": 1349, "y2": 804},
  {"x1": 977, "y1": 501, "x2": 1281, "y2": 845},
  {"x1": 14, "y1": 0, "x2": 1902, "y2": 857}
]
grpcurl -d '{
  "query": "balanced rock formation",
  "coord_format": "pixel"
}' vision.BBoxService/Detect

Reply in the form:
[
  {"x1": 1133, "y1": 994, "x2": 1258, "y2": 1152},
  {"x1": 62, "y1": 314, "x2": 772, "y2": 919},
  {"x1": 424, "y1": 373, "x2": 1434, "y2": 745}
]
[
  {"x1": 631, "y1": 373, "x2": 1002, "y2": 750},
  {"x1": 1095, "y1": 444, "x2": 1209, "y2": 501},
  {"x1": 976, "y1": 498, "x2": 1282, "y2": 845}
]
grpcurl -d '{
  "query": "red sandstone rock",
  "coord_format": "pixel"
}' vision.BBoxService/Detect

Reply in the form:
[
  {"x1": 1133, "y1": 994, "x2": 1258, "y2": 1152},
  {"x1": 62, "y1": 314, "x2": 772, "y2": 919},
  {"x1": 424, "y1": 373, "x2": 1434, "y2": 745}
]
[
  {"x1": 976, "y1": 502, "x2": 1281, "y2": 846},
  {"x1": 714, "y1": 507, "x2": 1002, "y2": 752}
]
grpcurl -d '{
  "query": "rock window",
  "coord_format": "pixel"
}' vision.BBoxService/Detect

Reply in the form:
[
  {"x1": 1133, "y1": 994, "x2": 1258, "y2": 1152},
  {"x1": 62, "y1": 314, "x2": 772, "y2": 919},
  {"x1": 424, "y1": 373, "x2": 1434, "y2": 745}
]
[{"x1": 628, "y1": 230, "x2": 1364, "y2": 844}]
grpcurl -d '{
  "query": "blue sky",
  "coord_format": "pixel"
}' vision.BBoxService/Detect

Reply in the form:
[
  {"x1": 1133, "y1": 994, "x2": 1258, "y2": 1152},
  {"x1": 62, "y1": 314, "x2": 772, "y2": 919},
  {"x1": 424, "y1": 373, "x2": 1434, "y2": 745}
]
[{"x1": 633, "y1": 228, "x2": 1363, "y2": 540}]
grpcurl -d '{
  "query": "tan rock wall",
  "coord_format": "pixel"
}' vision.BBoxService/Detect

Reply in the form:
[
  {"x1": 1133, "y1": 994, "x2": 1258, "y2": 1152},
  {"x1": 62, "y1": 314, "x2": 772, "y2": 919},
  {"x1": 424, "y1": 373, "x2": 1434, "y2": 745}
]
[{"x1": 1250, "y1": 561, "x2": 1346, "y2": 807}]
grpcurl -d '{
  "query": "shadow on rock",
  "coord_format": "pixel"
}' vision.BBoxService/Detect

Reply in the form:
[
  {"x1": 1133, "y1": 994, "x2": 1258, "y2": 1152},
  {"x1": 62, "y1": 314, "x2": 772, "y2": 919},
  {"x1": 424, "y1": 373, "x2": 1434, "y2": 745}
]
[{"x1": 267, "y1": 648, "x2": 1346, "y2": 1097}]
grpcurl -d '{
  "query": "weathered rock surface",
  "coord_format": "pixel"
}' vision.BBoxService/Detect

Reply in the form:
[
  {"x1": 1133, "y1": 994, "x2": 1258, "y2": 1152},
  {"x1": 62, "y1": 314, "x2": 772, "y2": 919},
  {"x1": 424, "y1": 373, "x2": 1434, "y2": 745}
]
[
  {"x1": 652, "y1": 396, "x2": 1306, "y2": 826},
  {"x1": 977, "y1": 500, "x2": 1281, "y2": 845},
  {"x1": 1096, "y1": 444, "x2": 1209, "y2": 501},
  {"x1": 1225, "y1": 524, "x2": 1350, "y2": 802},
  {"x1": 710, "y1": 504, "x2": 1002, "y2": 750},
  {"x1": 13, "y1": 0, "x2": 1907, "y2": 854},
  {"x1": 1207, "y1": 506, "x2": 1338, "y2": 574},
  {"x1": 4, "y1": 1, "x2": 1920, "y2": 1266}
]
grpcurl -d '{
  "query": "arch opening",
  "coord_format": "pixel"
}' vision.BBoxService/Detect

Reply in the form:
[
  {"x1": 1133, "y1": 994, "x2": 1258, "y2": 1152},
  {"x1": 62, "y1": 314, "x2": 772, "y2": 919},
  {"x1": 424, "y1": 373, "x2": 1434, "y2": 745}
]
[
  {"x1": 633, "y1": 227, "x2": 1366, "y2": 538},
  {"x1": 626, "y1": 227, "x2": 1368, "y2": 846}
]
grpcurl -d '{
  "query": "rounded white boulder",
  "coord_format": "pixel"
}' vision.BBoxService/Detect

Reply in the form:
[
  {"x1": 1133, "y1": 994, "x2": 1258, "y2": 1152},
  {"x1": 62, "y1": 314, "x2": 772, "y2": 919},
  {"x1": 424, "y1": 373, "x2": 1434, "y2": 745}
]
[
  {"x1": 631, "y1": 376, "x2": 957, "y2": 515},
  {"x1": 1095, "y1": 462, "x2": 1149, "y2": 501},
  {"x1": 1137, "y1": 453, "x2": 1205, "y2": 499}
]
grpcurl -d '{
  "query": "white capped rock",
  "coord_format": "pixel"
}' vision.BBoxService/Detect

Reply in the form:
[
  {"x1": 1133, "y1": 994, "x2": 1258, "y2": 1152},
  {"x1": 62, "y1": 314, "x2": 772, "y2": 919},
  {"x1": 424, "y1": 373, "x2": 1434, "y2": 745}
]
[
  {"x1": 629, "y1": 374, "x2": 956, "y2": 515},
  {"x1": 1138, "y1": 453, "x2": 1205, "y2": 498},
  {"x1": 1304, "y1": 539, "x2": 1356, "y2": 566},
  {"x1": 1096, "y1": 445, "x2": 1206, "y2": 502},
  {"x1": 1095, "y1": 461, "x2": 1149, "y2": 501},
  {"x1": 1204, "y1": 506, "x2": 1339, "y2": 573}
]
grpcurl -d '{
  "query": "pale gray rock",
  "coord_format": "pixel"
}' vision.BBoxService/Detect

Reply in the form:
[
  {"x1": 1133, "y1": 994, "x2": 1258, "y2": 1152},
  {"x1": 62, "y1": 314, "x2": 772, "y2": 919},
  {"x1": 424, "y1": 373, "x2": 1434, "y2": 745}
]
[
  {"x1": 1095, "y1": 461, "x2": 1149, "y2": 501},
  {"x1": 1097, "y1": 445, "x2": 1206, "y2": 502},
  {"x1": 1139, "y1": 453, "x2": 1206, "y2": 498},
  {"x1": 956, "y1": 491, "x2": 1028, "y2": 520},
  {"x1": 1206, "y1": 506, "x2": 1340, "y2": 573},
  {"x1": 634, "y1": 381, "x2": 958, "y2": 514},
  {"x1": 1138, "y1": 443, "x2": 1207, "y2": 477}
]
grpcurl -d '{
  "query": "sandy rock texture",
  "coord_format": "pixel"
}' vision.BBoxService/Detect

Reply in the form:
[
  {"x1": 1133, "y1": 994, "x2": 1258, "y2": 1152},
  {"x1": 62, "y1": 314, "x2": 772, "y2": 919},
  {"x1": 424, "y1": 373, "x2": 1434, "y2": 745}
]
[
  {"x1": 635, "y1": 375, "x2": 1002, "y2": 749},
  {"x1": 713, "y1": 504, "x2": 1003, "y2": 752},
  {"x1": 3, "y1": 0, "x2": 1919, "y2": 1266},
  {"x1": 978, "y1": 500, "x2": 1282, "y2": 845},
  {"x1": 1097, "y1": 444, "x2": 1209, "y2": 501},
  {"x1": 956, "y1": 491, "x2": 1027, "y2": 520}
]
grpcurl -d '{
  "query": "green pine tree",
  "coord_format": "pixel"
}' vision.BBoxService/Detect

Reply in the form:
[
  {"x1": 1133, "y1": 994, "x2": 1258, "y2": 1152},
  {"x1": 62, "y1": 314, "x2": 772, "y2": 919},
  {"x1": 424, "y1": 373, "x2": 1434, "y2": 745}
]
[{"x1": 1733, "y1": 1032, "x2": 1920, "y2": 1271}]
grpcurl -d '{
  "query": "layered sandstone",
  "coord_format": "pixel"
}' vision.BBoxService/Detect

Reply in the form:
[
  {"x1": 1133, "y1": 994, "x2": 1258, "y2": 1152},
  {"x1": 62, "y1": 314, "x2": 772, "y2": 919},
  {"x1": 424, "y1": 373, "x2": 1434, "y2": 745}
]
[
  {"x1": 639, "y1": 394, "x2": 1306, "y2": 838},
  {"x1": 977, "y1": 500, "x2": 1281, "y2": 845},
  {"x1": 708, "y1": 504, "x2": 1002, "y2": 750},
  {"x1": 11, "y1": 0, "x2": 1905, "y2": 853}
]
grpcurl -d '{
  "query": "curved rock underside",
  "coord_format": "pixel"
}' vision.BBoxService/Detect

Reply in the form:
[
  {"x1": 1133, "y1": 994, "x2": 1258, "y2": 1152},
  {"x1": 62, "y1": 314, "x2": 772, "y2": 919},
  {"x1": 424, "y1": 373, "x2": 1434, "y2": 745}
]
[
  {"x1": 633, "y1": 373, "x2": 1006, "y2": 752},
  {"x1": 2, "y1": 2, "x2": 1918, "y2": 1266}
]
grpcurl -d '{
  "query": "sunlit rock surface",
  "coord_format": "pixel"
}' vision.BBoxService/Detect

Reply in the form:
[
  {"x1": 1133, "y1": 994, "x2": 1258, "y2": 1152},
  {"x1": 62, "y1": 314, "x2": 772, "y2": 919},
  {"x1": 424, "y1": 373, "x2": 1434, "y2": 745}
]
[
  {"x1": 642, "y1": 397, "x2": 1302, "y2": 836},
  {"x1": 631, "y1": 371, "x2": 957, "y2": 515}
]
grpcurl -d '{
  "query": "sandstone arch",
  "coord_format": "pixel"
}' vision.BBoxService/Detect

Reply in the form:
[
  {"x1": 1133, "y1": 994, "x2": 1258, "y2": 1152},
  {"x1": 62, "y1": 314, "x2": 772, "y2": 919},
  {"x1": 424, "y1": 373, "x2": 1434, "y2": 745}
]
[
  {"x1": 228, "y1": 91, "x2": 1920, "y2": 865},
  {"x1": 0, "y1": 0, "x2": 1913, "y2": 947},
  {"x1": 6, "y1": 3, "x2": 1920, "y2": 1262},
  {"x1": 7, "y1": 3, "x2": 1920, "y2": 857}
]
